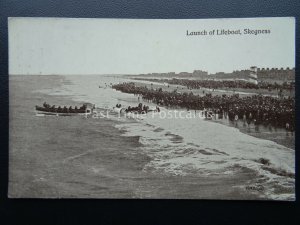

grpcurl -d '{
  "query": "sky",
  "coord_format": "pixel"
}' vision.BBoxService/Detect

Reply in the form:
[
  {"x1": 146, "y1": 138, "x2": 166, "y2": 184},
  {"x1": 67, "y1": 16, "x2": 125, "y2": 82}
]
[{"x1": 9, "y1": 17, "x2": 295, "y2": 75}]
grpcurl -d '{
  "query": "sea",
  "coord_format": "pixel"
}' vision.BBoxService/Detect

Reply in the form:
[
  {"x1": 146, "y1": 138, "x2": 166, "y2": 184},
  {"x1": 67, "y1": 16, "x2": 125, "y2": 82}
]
[{"x1": 9, "y1": 75, "x2": 295, "y2": 200}]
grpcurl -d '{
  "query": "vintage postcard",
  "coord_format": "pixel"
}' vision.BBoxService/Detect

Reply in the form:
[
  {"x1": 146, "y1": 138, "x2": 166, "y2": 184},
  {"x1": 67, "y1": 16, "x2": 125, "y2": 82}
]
[{"x1": 8, "y1": 17, "x2": 295, "y2": 200}]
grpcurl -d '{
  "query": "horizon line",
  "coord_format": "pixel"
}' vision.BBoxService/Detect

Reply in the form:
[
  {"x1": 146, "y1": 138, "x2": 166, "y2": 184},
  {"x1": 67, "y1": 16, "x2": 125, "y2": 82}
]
[{"x1": 9, "y1": 66, "x2": 296, "y2": 76}]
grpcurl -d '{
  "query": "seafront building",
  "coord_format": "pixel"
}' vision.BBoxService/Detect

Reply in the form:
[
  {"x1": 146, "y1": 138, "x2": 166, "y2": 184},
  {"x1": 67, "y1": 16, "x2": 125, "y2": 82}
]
[{"x1": 137, "y1": 67, "x2": 295, "y2": 84}]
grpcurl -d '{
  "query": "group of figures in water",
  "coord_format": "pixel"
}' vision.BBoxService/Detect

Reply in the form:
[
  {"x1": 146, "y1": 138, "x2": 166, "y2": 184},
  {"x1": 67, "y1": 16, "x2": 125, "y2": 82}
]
[
  {"x1": 112, "y1": 82, "x2": 295, "y2": 131},
  {"x1": 115, "y1": 103, "x2": 160, "y2": 114}
]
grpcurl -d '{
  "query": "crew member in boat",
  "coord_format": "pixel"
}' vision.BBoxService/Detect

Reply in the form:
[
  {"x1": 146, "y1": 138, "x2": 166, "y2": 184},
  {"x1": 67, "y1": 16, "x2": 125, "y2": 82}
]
[
  {"x1": 143, "y1": 105, "x2": 147, "y2": 113},
  {"x1": 43, "y1": 102, "x2": 50, "y2": 108},
  {"x1": 50, "y1": 105, "x2": 56, "y2": 112},
  {"x1": 80, "y1": 104, "x2": 87, "y2": 110}
]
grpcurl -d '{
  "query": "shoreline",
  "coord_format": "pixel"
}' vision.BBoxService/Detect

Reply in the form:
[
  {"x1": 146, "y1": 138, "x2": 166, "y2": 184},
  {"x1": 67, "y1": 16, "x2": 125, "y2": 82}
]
[{"x1": 124, "y1": 79, "x2": 294, "y2": 150}]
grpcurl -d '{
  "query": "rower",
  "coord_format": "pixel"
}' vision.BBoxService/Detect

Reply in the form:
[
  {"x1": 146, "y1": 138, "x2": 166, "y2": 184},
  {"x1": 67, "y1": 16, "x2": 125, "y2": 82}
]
[{"x1": 43, "y1": 102, "x2": 49, "y2": 108}]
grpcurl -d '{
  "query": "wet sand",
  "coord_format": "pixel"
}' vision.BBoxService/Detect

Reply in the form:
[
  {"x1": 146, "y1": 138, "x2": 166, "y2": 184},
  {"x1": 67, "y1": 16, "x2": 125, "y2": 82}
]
[
  {"x1": 212, "y1": 118, "x2": 295, "y2": 150},
  {"x1": 130, "y1": 80, "x2": 294, "y2": 150}
]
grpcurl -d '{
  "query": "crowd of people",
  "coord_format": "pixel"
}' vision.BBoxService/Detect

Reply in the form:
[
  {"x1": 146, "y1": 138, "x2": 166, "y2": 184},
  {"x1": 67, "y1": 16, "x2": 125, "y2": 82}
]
[
  {"x1": 134, "y1": 78, "x2": 294, "y2": 92},
  {"x1": 113, "y1": 82, "x2": 295, "y2": 131}
]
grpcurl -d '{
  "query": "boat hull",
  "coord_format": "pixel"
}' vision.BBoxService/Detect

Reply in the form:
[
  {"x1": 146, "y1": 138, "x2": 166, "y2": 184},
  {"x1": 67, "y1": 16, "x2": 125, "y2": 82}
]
[
  {"x1": 35, "y1": 110, "x2": 91, "y2": 116},
  {"x1": 35, "y1": 103, "x2": 94, "y2": 116}
]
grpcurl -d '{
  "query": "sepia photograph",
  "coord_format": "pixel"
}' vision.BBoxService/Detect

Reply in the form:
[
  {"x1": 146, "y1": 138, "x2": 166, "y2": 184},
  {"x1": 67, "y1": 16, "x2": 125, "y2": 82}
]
[{"x1": 8, "y1": 17, "x2": 295, "y2": 200}]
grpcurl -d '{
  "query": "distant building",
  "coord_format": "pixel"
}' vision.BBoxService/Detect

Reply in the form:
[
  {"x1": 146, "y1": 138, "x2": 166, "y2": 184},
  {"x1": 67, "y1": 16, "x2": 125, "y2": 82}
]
[
  {"x1": 192, "y1": 70, "x2": 208, "y2": 77},
  {"x1": 257, "y1": 67, "x2": 295, "y2": 83},
  {"x1": 178, "y1": 72, "x2": 190, "y2": 77},
  {"x1": 208, "y1": 67, "x2": 295, "y2": 84},
  {"x1": 137, "y1": 67, "x2": 295, "y2": 84}
]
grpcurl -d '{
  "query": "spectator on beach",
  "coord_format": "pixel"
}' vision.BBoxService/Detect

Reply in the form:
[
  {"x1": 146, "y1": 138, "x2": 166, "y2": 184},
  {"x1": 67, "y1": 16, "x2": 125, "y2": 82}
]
[
  {"x1": 112, "y1": 82, "x2": 295, "y2": 131},
  {"x1": 134, "y1": 78, "x2": 293, "y2": 92}
]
